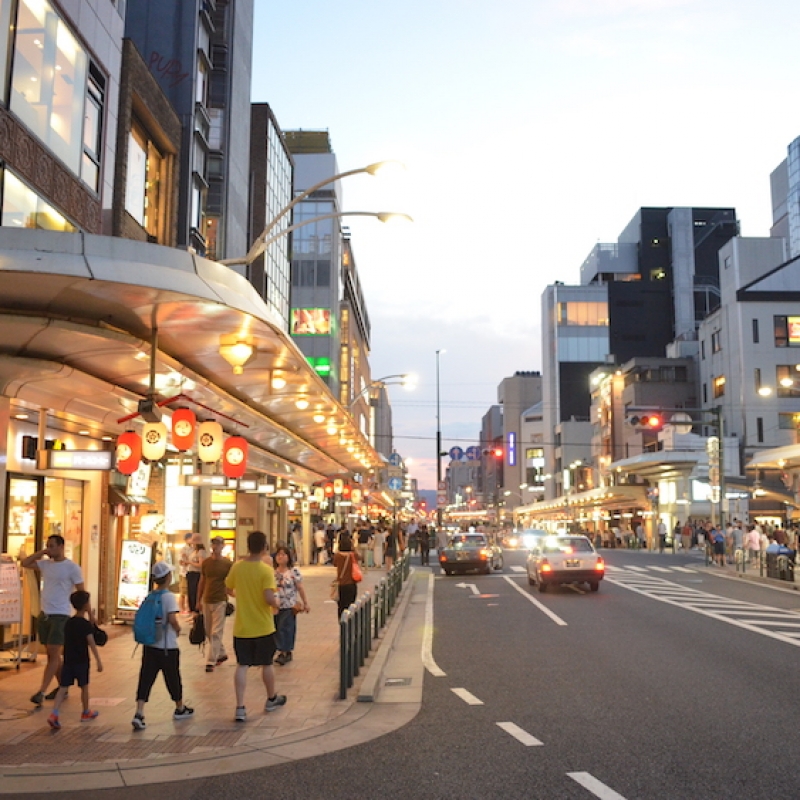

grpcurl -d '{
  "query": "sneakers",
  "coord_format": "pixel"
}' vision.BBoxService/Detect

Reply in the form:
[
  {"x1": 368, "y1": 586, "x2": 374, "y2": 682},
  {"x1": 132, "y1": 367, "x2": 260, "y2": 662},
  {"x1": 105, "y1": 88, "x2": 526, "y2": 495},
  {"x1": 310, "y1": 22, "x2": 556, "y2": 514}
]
[
  {"x1": 81, "y1": 710, "x2": 99, "y2": 722},
  {"x1": 47, "y1": 712, "x2": 60, "y2": 730},
  {"x1": 216, "y1": 655, "x2": 228, "y2": 665},
  {"x1": 282, "y1": 652, "x2": 293, "y2": 664},
  {"x1": 45, "y1": 687, "x2": 61, "y2": 701},
  {"x1": 30, "y1": 691, "x2": 44, "y2": 706},
  {"x1": 131, "y1": 714, "x2": 146, "y2": 731},
  {"x1": 275, "y1": 652, "x2": 293, "y2": 666},
  {"x1": 173, "y1": 705, "x2": 194, "y2": 720},
  {"x1": 235, "y1": 706, "x2": 246, "y2": 722},
  {"x1": 205, "y1": 664, "x2": 214, "y2": 673},
  {"x1": 265, "y1": 694, "x2": 287, "y2": 712}
]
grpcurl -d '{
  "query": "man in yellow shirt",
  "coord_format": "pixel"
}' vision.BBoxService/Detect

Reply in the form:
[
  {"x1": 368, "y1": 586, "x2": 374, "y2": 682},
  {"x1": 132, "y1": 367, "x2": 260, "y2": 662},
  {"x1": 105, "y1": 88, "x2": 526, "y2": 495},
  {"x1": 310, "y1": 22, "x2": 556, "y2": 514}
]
[{"x1": 225, "y1": 530, "x2": 286, "y2": 722}]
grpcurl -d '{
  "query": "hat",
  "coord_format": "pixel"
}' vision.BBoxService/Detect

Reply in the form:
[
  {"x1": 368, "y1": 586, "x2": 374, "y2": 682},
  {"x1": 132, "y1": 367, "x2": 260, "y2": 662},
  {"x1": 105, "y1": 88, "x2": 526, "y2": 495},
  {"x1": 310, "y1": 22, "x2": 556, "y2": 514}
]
[
  {"x1": 210, "y1": 535, "x2": 225, "y2": 545},
  {"x1": 183, "y1": 532, "x2": 193, "y2": 541},
  {"x1": 151, "y1": 561, "x2": 173, "y2": 580},
  {"x1": 191, "y1": 533, "x2": 203, "y2": 544}
]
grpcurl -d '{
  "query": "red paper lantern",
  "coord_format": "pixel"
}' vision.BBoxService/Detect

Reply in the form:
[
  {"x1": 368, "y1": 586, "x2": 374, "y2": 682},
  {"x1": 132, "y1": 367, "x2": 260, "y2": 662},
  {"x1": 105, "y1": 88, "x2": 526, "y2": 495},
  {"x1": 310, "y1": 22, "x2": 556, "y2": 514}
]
[
  {"x1": 115, "y1": 431, "x2": 141, "y2": 475},
  {"x1": 222, "y1": 436, "x2": 248, "y2": 478},
  {"x1": 171, "y1": 408, "x2": 197, "y2": 451}
]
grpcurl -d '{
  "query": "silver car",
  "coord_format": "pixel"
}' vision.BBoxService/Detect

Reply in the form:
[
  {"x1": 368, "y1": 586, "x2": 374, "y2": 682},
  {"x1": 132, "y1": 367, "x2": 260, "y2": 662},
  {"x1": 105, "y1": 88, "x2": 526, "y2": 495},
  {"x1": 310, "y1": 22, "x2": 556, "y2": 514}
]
[{"x1": 526, "y1": 535, "x2": 605, "y2": 593}]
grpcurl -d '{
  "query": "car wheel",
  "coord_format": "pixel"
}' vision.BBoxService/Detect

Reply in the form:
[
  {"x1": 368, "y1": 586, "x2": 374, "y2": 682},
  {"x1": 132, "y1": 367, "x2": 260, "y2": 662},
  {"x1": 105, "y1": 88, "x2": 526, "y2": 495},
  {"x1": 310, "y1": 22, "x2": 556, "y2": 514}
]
[
  {"x1": 589, "y1": 581, "x2": 600, "y2": 592},
  {"x1": 538, "y1": 581, "x2": 548, "y2": 593}
]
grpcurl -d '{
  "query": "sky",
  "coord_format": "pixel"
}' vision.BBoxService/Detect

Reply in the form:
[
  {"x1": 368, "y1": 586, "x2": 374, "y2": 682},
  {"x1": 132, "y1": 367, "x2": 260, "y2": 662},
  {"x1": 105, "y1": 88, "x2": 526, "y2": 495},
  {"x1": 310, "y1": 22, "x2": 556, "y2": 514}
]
[{"x1": 251, "y1": 0, "x2": 800, "y2": 490}]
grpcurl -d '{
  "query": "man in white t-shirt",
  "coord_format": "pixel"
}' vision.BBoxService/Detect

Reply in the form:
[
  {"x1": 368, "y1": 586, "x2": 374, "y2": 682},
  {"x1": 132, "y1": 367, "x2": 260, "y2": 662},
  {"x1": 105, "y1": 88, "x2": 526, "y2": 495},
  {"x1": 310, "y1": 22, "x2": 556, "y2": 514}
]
[
  {"x1": 22, "y1": 534, "x2": 85, "y2": 706},
  {"x1": 177, "y1": 532, "x2": 193, "y2": 614}
]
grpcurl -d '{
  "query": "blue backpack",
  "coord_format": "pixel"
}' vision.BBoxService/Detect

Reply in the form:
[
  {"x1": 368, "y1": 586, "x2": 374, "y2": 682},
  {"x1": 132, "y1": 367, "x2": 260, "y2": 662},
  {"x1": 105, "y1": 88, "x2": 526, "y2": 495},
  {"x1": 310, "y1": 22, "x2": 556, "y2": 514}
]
[{"x1": 133, "y1": 589, "x2": 167, "y2": 646}]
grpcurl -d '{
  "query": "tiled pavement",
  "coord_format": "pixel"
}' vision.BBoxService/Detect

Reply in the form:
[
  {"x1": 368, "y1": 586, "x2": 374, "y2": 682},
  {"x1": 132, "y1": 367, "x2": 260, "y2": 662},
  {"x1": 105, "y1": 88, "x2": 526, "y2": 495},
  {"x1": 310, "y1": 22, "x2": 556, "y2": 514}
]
[{"x1": 0, "y1": 562, "x2": 425, "y2": 794}]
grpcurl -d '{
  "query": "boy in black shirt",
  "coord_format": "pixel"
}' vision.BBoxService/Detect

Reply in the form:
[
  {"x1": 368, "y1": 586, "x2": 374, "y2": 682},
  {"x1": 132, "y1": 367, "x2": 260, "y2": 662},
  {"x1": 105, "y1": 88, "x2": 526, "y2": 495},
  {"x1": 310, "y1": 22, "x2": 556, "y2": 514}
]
[{"x1": 48, "y1": 590, "x2": 103, "y2": 729}]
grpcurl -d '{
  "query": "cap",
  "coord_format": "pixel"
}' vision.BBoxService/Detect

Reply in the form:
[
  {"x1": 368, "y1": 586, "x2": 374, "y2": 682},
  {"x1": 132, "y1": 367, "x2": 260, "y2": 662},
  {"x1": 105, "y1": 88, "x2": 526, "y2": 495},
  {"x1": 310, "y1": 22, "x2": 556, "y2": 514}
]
[
  {"x1": 183, "y1": 532, "x2": 193, "y2": 541},
  {"x1": 191, "y1": 533, "x2": 203, "y2": 544},
  {"x1": 210, "y1": 535, "x2": 225, "y2": 545},
  {"x1": 151, "y1": 561, "x2": 173, "y2": 580}
]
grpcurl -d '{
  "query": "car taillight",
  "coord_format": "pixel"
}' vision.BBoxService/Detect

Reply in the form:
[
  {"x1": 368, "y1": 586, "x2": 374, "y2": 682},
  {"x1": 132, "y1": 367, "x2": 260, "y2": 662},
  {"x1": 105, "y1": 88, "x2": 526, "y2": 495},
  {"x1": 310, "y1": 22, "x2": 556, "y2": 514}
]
[
  {"x1": 439, "y1": 553, "x2": 447, "y2": 562},
  {"x1": 595, "y1": 558, "x2": 605, "y2": 572},
  {"x1": 540, "y1": 560, "x2": 552, "y2": 573}
]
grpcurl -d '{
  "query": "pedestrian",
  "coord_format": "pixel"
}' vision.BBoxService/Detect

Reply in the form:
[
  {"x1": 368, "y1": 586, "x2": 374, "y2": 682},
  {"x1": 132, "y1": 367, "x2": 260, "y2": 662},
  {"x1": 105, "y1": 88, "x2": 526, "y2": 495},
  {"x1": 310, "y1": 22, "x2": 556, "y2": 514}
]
[
  {"x1": 47, "y1": 590, "x2": 103, "y2": 729},
  {"x1": 384, "y1": 525, "x2": 399, "y2": 570},
  {"x1": 225, "y1": 530, "x2": 286, "y2": 723},
  {"x1": 372, "y1": 525, "x2": 385, "y2": 568},
  {"x1": 333, "y1": 532, "x2": 361, "y2": 618},
  {"x1": 419, "y1": 525, "x2": 430, "y2": 565},
  {"x1": 314, "y1": 524, "x2": 327, "y2": 565},
  {"x1": 436, "y1": 525, "x2": 449, "y2": 552},
  {"x1": 356, "y1": 521, "x2": 373, "y2": 571},
  {"x1": 325, "y1": 524, "x2": 335, "y2": 564},
  {"x1": 273, "y1": 545, "x2": 310, "y2": 666},
  {"x1": 635, "y1": 522, "x2": 646, "y2": 550},
  {"x1": 132, "y1": 562, "x2": 194, "y2": 730},
  {"x1": 177, "y1": 532, "x2": 193, "y2": 614},
  {"x1": 681, "y1": 520, "x2": 692, "y2": 552},
  {"x1": 22, "y1": 534, "x2": 86, "y2": 706},
  {"x1": 732, "y1": 521, "x2": 744, "y2": 562},
  {"x1": 657, "y1": 519, "x2": 667, "y2": 553},
  {"x1": 198, "y1": 535, "x2": 232, "y2": 673},
  {"x1": 747, "y1": 525, "x2": 760, "y2": 563},
  {"x1": 186, "y1": 533, "x2": 206, "y2": 614},
  {"x1": 710, "y1": 525, "x2": 725, "y2": 566}
]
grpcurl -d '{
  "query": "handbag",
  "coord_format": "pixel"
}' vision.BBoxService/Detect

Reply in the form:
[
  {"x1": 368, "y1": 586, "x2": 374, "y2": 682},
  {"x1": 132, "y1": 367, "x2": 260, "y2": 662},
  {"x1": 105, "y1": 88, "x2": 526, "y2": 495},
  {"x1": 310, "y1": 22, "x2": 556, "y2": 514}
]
[
  {"x1": 92, "y1": 624, "x2": 108, "y2": 647},
  {"x1": 189, "y1": 613, "x2": 206, "y2": 645},
  {"x1": 225, "y1": 601, "x2": 234, "y2": 617},
  {"x1": 351, "y1": 553, "x2": 363, "y2": 583}
]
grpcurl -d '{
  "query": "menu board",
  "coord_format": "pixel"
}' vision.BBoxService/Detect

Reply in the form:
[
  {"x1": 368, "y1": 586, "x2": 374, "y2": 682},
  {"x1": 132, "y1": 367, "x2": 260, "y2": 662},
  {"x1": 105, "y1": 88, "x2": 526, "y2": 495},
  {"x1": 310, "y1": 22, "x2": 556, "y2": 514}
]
[
  {"x1": 116, "y1": 540, "x2": 152, "y2": 619},
  {"x1": 0, "y1": 559, "x2": 22, "y2": 626}
]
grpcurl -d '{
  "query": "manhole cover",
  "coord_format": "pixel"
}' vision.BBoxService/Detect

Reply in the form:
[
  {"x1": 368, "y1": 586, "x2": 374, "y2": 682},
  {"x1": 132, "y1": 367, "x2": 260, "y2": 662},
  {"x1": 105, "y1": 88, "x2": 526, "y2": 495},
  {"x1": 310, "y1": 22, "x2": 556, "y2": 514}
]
[{"x1": 384, "y1": 677, "x2": 411, "y2": 687}]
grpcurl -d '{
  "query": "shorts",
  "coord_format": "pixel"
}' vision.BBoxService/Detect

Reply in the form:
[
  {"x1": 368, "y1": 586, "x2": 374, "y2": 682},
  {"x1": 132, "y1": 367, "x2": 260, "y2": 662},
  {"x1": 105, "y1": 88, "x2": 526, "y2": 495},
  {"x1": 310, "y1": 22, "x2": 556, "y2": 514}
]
[
  {"x1": 233, "y1": 634, "x2": 277, "y2": 666},
  {"x1": 179, "y1": 575, "x2": 188, "y2": 595},
  {"x1": 60, "y1": 662, "x2": 90, "y2": 688},
  {"x1": 37, "y1": 613, "x2": 69, "y2": 646},
  {"x1": 713, "y1": 541, "x2": 725, "y2": 555}
]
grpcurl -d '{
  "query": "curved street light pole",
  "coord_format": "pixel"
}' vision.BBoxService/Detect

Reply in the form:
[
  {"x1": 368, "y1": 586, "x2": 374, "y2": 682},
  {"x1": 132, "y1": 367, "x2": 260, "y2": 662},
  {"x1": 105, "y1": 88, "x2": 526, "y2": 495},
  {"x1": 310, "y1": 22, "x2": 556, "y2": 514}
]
[
  {"x1": 347, "y1": 373, "x2": 414, "y2": 410},
  {"x1": 436, "y1": 349, "x2": 444, "y2": 528}
]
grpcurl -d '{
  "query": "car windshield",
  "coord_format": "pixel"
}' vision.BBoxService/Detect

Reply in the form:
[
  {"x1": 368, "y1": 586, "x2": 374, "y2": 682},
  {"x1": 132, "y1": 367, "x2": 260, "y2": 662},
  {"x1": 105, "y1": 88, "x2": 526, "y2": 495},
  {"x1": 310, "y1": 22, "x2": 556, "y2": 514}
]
[
  {"x1": 451, "y1": 535, "x2": 486, "y2": 547},
  {"x1": 542, "y1": 537, "x2": 593, "y2": 554}
]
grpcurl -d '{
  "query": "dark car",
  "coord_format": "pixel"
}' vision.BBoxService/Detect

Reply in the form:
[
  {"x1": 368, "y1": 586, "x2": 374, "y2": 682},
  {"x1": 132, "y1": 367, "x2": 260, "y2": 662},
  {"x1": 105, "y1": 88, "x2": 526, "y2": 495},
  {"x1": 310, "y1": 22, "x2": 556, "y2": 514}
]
[
  {"x1": 526, "y1": 535, "x2": 605, "y2": 592},
  {"x1": 439, "y1": 532, "x2": 503, "y2": 575}
]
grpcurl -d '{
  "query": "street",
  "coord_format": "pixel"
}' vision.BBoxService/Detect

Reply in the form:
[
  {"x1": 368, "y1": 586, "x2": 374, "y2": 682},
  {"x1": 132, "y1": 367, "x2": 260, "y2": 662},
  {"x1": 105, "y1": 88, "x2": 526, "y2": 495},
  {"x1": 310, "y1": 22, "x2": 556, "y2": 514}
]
[{"x1": 15, "y1": 548, "x2": 800, "y2": 800}]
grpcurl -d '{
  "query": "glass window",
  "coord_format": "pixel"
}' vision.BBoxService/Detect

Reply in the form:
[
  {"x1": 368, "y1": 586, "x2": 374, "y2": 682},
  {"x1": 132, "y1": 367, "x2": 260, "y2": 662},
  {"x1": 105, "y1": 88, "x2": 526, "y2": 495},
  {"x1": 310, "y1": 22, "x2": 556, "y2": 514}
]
[
  {"x1": 752, "y1": 318, "x2": 759, "y2": 344},
  {"x1": 316, "y1": 260, "x2": 330, "y2": 286},
  {"x1": 10, "y1": 0, "x2": 88, "y2": 174},
  {"x1": 756, "y1": 417, "x2": 764, "y2": 443},
  {"x1": 81, "y1": 67, "x2": 104, "y2": 193},
  {"x1": 557, "y1": 301, "x2": 609, "y2": 326},
  {"x1": 777, "y1": 365, "x2": 800, "y2": 398},
  {"x1": 0, "y1": 0, "x2": 12, "y2": 103},
  {"x1": 711, "y1": 331, "x2": 721, "y2": 353},
  {"x1": 1, "y1": 168, "x2": 75, "y2": 230},
  {"x1": 124, "y1": 119, "x2": 165, "y2": 239},
  {"x1": 195, "y1": 56, "x2": 208, "y2": 106},
  {"x1": 6, "y1": 476, "x2": 41, "y2": 559},
  {"x1": 778, "y1": 413, "x2": 800, "y2": 431},
  {"x1": 712, "y1": 376, "x2": 725, "y2": 398},
  {"x1": 774, "y1": 316, "x2": 800, "y2": 347}
]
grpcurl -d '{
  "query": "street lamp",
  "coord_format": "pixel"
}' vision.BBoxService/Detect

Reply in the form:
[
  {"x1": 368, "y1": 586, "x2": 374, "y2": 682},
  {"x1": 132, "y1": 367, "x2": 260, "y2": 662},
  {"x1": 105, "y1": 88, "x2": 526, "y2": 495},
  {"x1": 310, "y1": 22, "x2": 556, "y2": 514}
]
[
  {"x1": 220, "y1": 160, "x2": 407, "y2": 267},
  {"x1": 347, "y1": 373, "x2": 416, "y2": 409},
  {"x1": 436, "y1": 349, "x2": 446, "y2": 528}
]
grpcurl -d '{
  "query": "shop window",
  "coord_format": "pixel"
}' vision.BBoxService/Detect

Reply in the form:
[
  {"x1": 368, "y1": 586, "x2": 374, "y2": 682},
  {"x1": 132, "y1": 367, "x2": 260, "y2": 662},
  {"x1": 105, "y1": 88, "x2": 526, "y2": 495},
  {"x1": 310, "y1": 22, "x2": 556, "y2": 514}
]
[
  {"x1": 6, "y1": 476, "x2": 41, "y2": 559},
  {"x1": 10, "y1": 0, "x2": 88, "y2": 176},
  {"x1": 1, "y1": 169, "x2": 76, "y2": 230},
  {"x1": 125, "y1": 118, "x2": 167, "y2": 240}
]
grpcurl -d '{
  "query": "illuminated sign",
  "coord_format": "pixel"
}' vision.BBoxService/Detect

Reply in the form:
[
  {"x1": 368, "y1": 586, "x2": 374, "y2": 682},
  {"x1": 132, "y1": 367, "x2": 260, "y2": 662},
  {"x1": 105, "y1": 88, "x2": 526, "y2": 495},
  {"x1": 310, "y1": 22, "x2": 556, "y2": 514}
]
[
  {"x1": 307, "y1": 356, "x2": 332, "y2": 375},
  {"x1": 291, "y1": 308, "x2": 331, "y2": 336},
  {"x1": 507, "y1": 432, "x2": 517, "y2": 467},
  {"x1": 39, "y1": 449, "x2": 113, "y2": 471},
  {"x1": 182, "y1": 474, "x2": 229, "y2": 487},
  {"x1": 790, "y1": 317, "x2": 800, "y2": 345}
]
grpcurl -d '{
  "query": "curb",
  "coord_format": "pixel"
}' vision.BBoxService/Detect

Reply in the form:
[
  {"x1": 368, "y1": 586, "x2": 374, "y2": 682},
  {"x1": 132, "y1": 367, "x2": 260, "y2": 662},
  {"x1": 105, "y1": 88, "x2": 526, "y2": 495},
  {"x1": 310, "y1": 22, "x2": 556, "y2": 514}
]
[{"x1": 357, "y1": 567, "x2": 417, "y2": 703}]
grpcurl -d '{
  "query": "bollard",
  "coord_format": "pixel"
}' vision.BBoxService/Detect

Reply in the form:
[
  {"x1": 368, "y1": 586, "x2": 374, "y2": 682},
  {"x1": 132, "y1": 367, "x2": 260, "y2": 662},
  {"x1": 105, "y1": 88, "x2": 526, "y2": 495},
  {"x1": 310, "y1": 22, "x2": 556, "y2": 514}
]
[{"x1": 339, "y1": 609, "x2": 349, "y2": 699}]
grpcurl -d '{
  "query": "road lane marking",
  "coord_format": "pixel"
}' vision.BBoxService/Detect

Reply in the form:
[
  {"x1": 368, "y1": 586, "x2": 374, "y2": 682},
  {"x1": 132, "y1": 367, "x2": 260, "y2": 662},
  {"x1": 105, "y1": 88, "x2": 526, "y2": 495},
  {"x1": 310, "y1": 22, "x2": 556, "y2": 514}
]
[
  {"x1": 623, "y1": 565, "x2": 648, "y2": 572},
  {"x1": 496, "y1": 721, "x2": 543, "y2": 746},
  {"x1": 510, "y1": 565, "x2": 525, "y2": 572},
  {"x1": 671, "y1": 566, "x2": 697, "y2": 573},
  {"x1": 423, "y1": 573, "x2": 446, "y2": 677},
  {"x1": 647, "y1": 566, "x2": 672, "y2": 572},
  {"x1": 451, "y1": 688, "x2": 483, "y2": 705},
  {"x1": 568, "y1": 772, "x2": 628, "y2": 799},
  {"x1": 455, "y1": 582, "x2": 480, "y2": 595},
  {"x1": 503, "y1": 576, "x2": 568, "y2": 626}
]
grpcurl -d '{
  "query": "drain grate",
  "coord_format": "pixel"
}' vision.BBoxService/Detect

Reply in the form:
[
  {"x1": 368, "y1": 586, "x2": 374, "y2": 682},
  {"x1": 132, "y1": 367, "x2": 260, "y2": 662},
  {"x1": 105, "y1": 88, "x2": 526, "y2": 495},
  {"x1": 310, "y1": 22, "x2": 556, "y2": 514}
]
[{"x1": 384, "y1": 677, "x2": 411, "y2": 687}]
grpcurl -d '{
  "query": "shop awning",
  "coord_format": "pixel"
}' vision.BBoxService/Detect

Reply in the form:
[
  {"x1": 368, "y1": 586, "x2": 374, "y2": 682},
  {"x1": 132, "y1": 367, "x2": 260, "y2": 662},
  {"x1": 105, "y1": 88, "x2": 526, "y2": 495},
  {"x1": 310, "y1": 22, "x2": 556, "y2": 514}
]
[
  {"x1": 109, "y1": 487, "x2": 154, "y2": 505},
  {"x1": 747, "y1": 444, "x2": 800, "y2": 471},
  {"x1": 515, "y1": 485, "x2": 648, "y2": 520}
]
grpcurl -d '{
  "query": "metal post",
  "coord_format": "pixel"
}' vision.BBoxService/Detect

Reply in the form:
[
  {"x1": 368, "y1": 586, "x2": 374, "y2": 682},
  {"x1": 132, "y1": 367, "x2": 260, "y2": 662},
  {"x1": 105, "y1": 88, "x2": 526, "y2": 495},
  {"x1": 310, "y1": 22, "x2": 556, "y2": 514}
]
[
  {"x1": 339, "y1": 610, "x2": 348, "y2": 699},
  {"x1": 436, "y1": 349, "x2": 443, "y2": 528}
]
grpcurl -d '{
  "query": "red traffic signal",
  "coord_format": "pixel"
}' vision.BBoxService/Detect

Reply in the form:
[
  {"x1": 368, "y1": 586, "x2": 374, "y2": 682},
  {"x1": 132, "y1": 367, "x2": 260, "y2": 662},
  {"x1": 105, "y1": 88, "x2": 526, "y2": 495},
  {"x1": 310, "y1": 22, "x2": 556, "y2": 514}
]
[
  {"x1": 493, "y1": 447, "x2": 503, "y2": 459},
  {"x1": 628, "y1": 413, "x2": 663, "y2": 430}
]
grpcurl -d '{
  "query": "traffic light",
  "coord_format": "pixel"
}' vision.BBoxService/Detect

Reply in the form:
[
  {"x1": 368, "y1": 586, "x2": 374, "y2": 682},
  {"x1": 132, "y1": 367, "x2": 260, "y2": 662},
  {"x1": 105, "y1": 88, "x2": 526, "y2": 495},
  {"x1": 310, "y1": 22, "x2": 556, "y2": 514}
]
[
  {"x1": 493, "y1": 447, "x2": 503, "y2": 459},
  {"x1": 628, "y1": 413, "x2": 663, "y2": 431}
]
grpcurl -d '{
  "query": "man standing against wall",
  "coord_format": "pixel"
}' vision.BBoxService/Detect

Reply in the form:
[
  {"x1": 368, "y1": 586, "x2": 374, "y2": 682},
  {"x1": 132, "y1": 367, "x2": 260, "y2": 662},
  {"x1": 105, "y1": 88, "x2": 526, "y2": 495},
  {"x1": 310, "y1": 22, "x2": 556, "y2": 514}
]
[
  {"x1": 225, "y1": 530, "x2": 286, "y2": 722},
  {"x1": 22, "y1": 535, "x2": 86, "y2": 706}
]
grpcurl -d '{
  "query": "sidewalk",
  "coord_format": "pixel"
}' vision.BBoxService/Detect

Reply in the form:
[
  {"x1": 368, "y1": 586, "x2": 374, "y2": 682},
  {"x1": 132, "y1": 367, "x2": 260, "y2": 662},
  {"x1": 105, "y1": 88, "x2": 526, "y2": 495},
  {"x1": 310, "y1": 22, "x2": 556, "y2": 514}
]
[{"x1": 0, "y1": 562, "x2": 424, "y2": 794}]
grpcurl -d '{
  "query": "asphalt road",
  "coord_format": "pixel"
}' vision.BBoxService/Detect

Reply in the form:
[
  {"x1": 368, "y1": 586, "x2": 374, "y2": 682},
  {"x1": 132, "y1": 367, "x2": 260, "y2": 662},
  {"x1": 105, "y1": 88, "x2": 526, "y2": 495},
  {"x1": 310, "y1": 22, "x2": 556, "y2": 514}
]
[{"x1": 23, "y1": 548, "x2": 800, "y2": 799}]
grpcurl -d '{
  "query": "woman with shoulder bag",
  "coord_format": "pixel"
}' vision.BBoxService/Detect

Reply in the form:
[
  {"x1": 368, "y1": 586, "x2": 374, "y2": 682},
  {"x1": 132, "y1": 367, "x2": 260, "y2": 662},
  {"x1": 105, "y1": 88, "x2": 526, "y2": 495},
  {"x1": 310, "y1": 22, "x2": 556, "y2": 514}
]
[
  {"x1": 273, "y1": 545, "x2": 309, "y2": 665},
  {"x1": 333, "y1": 533, "x2": 361, "y2": 619}
]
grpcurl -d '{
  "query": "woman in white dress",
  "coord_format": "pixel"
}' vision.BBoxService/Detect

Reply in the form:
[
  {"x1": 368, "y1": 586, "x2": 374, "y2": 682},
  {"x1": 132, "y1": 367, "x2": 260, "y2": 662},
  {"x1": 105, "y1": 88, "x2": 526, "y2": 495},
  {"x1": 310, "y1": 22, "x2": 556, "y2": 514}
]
[{"x1": 372, "y1": 527, "x2": 385, "y2": 568}]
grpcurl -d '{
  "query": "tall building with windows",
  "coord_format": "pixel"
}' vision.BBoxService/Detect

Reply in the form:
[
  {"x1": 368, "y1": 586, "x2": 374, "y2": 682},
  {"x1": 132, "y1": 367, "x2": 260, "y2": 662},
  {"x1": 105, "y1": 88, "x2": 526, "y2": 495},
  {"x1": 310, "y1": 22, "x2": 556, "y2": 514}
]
[
  {"x1": 124, "y1": 0, "x2": 253, "y2": 261},
  {"x1": 248, "y1": 103, "x2": 292, "y2": 328},
  {"x1": 1, "y1": 0, "x2": 124, "y2": 234}
]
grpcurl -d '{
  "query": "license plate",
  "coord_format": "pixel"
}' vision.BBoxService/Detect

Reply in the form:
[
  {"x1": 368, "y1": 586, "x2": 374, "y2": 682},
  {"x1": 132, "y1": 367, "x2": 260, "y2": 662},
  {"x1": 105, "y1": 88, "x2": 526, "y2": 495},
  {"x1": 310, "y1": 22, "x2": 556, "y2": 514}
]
[
  {"x1": 565, "y1": 559, "x2": 580, "y2": 568},
  {"x1": 457, "y1": 552, "x2": 470, "y2": 560}
]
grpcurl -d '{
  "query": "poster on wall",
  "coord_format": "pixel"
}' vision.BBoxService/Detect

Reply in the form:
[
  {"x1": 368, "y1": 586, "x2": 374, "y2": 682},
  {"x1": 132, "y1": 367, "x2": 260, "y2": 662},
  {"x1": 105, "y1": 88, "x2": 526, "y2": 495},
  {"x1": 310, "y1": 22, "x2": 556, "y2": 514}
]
[
  {"x1": 291, "y1": 308, "x2": 331, "y2": 335},
  {"x1": 116, "y1": 540, "x2": 152, "y2": 620}
]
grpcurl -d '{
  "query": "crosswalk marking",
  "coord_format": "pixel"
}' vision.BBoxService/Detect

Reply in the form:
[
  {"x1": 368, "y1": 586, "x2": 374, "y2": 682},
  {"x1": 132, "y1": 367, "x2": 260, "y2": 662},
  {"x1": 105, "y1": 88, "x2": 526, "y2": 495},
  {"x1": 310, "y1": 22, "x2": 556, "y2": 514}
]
[
  {"x1": 510, "y1": 565, "x2": 525, "y2": 573},
  {"x1": 646, "y1": 566, "x2": 673, "y2": 573},
  {"x1": 605, "y1": 570, "x2": 800, "y2": 646}
]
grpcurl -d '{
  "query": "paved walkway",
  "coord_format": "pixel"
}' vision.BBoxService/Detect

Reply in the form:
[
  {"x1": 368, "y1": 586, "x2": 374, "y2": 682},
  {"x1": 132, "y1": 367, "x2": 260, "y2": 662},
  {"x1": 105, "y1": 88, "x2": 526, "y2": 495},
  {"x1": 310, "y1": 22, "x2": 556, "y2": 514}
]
[{"x1": 0, "y1": 563, "x2": 426, "y2": 794}]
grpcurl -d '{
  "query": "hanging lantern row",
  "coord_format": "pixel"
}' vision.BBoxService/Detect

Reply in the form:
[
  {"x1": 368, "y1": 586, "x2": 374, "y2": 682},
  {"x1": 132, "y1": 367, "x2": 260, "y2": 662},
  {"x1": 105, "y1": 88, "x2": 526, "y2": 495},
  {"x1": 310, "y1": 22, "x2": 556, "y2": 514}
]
[{"x1": 115, "y1": 412, "x2": 247, "y2": 478}]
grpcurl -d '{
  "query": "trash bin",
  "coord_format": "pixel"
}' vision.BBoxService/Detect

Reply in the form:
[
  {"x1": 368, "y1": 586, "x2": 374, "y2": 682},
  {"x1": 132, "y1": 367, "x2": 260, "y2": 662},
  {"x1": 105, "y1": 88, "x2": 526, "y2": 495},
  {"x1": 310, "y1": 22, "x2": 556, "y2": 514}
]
[
  {"x1": 765, "y1": 552, "x2": 780, "y2": 579},
  {"x1": 777, "y1": 555, "x2": 794, "y2": 582}
]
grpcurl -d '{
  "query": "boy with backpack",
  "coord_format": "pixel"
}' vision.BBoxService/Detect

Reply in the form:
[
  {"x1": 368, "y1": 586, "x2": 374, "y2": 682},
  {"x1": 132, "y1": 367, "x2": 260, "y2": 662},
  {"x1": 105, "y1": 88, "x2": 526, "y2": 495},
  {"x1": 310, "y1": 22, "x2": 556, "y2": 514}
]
[
  {"x1": 47, "y1": 590, "x2": 103, "y2": 729},
  {"x1": 131, "y1": 561, "x2": 193, "y2": 730}
]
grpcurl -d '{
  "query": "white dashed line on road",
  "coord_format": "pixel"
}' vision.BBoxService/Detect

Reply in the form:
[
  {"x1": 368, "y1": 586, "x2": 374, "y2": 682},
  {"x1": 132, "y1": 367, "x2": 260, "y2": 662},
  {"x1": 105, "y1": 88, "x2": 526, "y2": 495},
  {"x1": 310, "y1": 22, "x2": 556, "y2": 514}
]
[
  {"x1": 504, "y1": 576, "x2": 568, "y2": 626},
  {"x1": 510, "y1": 565, "x2": 525, "y2": 572},
  {"x1": 646, "y1": 566, "x2": 673, "y2": 572},
  {"x1": 423, "y1": 572, "x2": 446, "y2": 677},
  {"x1": 567, "y1": 771, "x2": 629, "y2": 799},
  {"x1": 496, "y1": 721, "x2": 543, "y2": 746},
  {"x1": 451, "y1": 688, "x2": 483, "y2": 705}
]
